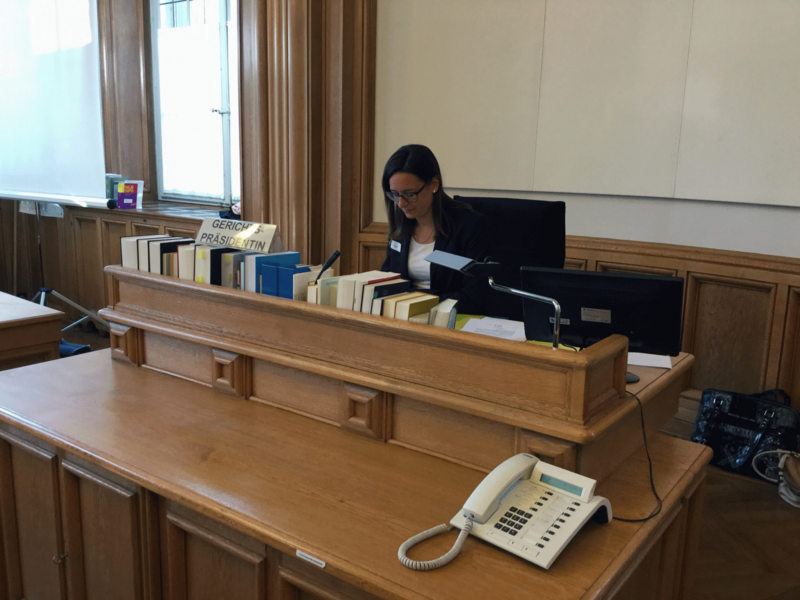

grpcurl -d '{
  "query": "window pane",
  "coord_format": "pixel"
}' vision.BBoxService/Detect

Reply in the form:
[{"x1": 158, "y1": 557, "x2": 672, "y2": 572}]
[
  {"x1": 228, "y1": 0, "x2": 240, "y2": 201},
  {"x1": 157, "y1": 24, "x2": 224, "y2": 198}
]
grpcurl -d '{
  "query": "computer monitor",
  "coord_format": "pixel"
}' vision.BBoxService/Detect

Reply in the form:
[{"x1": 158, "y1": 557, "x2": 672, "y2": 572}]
[{"x1": 520, "y1": 267, "x2": 684, "y2": 356}]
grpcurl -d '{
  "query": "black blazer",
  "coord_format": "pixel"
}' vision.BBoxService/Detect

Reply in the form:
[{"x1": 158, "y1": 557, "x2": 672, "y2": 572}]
[{"x1": 380, "y1": 205, "x2": 489, "y2": 314}]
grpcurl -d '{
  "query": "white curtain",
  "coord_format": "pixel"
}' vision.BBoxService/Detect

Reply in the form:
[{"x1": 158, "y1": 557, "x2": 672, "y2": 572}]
[{"x1": 0, "y1": 0, "x2": 106, "y2": 204}]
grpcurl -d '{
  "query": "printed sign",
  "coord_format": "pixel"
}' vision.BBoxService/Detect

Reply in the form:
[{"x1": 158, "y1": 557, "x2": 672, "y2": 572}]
[{"x1": 195, "y1": 218, "x2": 282, "y2": 253}]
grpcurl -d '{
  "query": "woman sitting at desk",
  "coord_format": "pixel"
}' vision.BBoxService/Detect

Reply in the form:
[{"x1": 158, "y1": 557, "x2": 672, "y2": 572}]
[{"x1": 380, "y1": 144, "x2": 488, "y2": 314}]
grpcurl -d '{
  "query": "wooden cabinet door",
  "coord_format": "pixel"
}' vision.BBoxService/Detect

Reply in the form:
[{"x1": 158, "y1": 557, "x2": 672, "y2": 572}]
[
  {"x1": 0, "y1": 427, "x2": 67, "y2": 599},
  {"x1": 59, "y1": 456, "x2": 160, "y2": 600},
  {"x1": 160, "y1": 500, "x2": 267, "y2": 600},
  {"x1": 268, "y1": 549, "x2": 381, "y2": 600}
]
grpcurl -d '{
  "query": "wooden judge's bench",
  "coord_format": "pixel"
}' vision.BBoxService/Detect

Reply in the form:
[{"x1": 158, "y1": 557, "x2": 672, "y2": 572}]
[{"x1": 0, "y1": 266, "x2": 710, "y2": 600}]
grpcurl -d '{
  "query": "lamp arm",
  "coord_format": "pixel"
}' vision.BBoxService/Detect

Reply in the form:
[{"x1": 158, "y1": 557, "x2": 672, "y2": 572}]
[{"x1": 487, "y1": 276, "x2": 561, "y2": 350}]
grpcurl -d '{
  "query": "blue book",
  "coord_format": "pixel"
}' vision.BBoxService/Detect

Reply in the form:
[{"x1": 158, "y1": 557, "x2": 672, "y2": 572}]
[
  {"x1": 277, "y1": 265, "x2": 311, "y2": 299},
  {"x1": 246, "y1": 251, "x2": 301, "y2": 293},
  {"x1": 260, "y1": 264, "x2": 280, "y2": 296}
]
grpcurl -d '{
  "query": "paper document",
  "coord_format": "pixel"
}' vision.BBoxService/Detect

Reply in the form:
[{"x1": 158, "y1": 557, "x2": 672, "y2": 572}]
[
  {"x1": 628, "y1": 352, "x2": 672, "y2": 369},
  {"x1": 460, "y1": 317, "x2": 527, "y2": 342}
]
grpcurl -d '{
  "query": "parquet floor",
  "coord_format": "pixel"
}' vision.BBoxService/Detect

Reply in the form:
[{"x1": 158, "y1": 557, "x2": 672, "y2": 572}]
[{"x1": 691, "y1": 467, "x2": 800, "y2": 600}]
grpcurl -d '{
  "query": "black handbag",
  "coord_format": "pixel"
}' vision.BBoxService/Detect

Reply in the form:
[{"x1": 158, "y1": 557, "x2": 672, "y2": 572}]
[{"x1": 690, "y1": 388, "x2": 800, "y2": 480}]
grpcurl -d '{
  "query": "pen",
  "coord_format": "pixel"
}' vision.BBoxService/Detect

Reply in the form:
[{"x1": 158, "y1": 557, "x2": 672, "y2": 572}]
[{"x1": 315, "y1": 250, "x2": 340, "y2": 283}]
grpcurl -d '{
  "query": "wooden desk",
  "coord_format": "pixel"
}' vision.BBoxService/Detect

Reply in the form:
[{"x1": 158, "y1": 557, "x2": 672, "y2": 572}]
[
  {"x1": 0, "y1": 291, "x2": 62, "y2": 371},
  {"x1": 0, "y1": 351, "x2": 711, "y2": 600}
]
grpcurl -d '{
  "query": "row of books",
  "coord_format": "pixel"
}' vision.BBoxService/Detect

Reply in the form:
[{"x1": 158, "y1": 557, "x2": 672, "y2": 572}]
[
  {"x1": 120, "y1": 234, "x2": 330, "y2": 300},
  {"x1": 306, "y1": 269, "x2": 458, "y2": 327},
  {"x1": 120, "y1": 236, "x2": 457, "y2": 326}
]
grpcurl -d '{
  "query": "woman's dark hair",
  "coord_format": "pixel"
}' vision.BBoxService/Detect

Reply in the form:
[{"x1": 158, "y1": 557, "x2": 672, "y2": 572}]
[{"x1": 382, "y1": 144, "x2": 471, "y2": 241}]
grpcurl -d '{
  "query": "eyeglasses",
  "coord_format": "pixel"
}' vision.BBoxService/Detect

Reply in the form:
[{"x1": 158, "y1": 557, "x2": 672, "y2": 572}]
[{"x1": 385, "y1": 182, "x2": 428, "y2": 204}]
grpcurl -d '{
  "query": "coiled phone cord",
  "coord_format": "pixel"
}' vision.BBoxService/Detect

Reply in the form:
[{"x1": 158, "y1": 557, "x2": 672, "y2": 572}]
[{"x1": 398, "y1": 520, "x2": 473, "y2": 570}]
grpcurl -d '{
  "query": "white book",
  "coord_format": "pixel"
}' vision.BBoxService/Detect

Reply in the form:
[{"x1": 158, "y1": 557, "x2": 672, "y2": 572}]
[
  {"x1": 137, "y1": 235, "x2": 174, "y2": 272},
  {"x1": 430, "y1": 298, "x2": 459, "y2": 328},
  {"x1": 394, "y1": 294, "x2": 439, "y2": 321},
  {"x1": 353, "y1": 271, "x2": 400, "y2": 312},
  {"x1": 292, "y1": 267, "x2": 333, "y2": 301},
  {"x1": 307, "y1": 283, "x2": 319, "y2": 304},
  {"x1": 335, "y1": 270, "x2": 395, "y2": 311},
  {"x1": 177, "y1": 244, "x2": 196, "y2": 281},
  {"x1": 408, "y1": 313, "x2": 431, "y2": 324},
  {"x1": 120, "y1": 234, "x2": 168, "y2": 269},
  {"x1": 319, "y1": 277, "x2": 340, "y2": 307},
  {"x1": 244, "y1": 253, "x2": 269, "y2": 292}
]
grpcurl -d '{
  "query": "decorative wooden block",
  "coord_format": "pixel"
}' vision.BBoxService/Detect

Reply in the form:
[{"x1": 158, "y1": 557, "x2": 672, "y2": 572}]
[
  {"x1": 109, "y1": 322, "x2": 142, "y2": 365},
  {"x1": 340, "y1": 382, "x2": 386, "y2": 441},
  {"x1": 516, "y1": 428, "x2": 577, "y2": 471},
  {"x1": 212, "y1": 349, "x2": 251, "y2": 399}
]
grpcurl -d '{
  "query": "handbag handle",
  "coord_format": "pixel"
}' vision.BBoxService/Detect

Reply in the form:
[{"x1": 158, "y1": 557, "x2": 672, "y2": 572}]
[
  {"x1": 751, "y1": 389, "x2": 792, "y2": 407},
  {"x1": 738, "y1": 408, "x2": 777, "y2": 467}
]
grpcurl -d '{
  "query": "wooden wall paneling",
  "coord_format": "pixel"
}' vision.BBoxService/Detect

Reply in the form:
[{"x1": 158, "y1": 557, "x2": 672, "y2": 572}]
[
  {"x1": 265, "y1": 0, "x2": 302, "y2": 261},
  {"x1": 683, "y1": 272, "x2": 777, "y2": 394},
  {"x1": 97, "y1": 0, "x2": 154, "y2": 193},
  {"x1": 388, "y1": 395, "x2": 518, "y2": 473},
  {"x1": 132, "y1": 222, "x2": 161, "y2": 237},
  {"x1": 778, "y1": 287, "x2": 800, "y2": 406},
  {"x1": 59, "y1": 456, "x2": 148, "y2": 600},
  {"x1": 101, "y1": 217, "x2": 132, "y2": 309},
  {"x1": 141, "y1": 331, "x2": 213, "y2": 385},
  {"x1": 764, "y1": 284, "x2": 790, "y2": 389},
  {"x1": 251, "y1": 359, "x2": 343, "y2": 425},
  {"x1": 325, "y1": 0, "x2": 377, "y2": 276},
  {"x1": 564, "y1": 256, "x2": 588, "y2": 271},
  {"x1": 239, "y1": 0, "x2": 269, "y2": 226},
  {"x1": 164, "y1": 225, "x2": 199, "y2": 239},
  {"x1": 161, "y1": 501, "x2": 268, "y2": 600},
  {"x1": 40, "y1": 211, "x2": 67, "y2": 311},
  {"x1": 72, "y1": 214, "x2": 106, "y2": 312},
  {"x1": 0, "y1": 427, "x2": 66, "y2": 599},
  {"x1": 359, "y1": 234, "x2": 388, "y2": 273},
  {"x1": 595, "y1": 261, "x2": 679, "y2": 277},
  {"x1": 268, "y1": 547, "x2": 381, "y2": 600}
]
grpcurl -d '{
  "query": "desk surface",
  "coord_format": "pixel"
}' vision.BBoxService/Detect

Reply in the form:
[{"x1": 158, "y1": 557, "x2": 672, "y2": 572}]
[
  {"x1": 0, "y1": 291, "x2": 62, "y2": 328},
  {"x1": 0, "y1": 351, "x2": 710, "y2": 600}
]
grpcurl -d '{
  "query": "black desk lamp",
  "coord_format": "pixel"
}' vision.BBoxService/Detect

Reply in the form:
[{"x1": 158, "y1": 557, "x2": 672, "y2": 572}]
[{"x1": 425, "y1": 250, "x2": 562, "y2": 350}]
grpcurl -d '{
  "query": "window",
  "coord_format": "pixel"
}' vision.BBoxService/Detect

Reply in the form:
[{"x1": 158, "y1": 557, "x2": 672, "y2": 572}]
[{"x1": 150, "y1": 0, "x2": 240, "y2": 206}]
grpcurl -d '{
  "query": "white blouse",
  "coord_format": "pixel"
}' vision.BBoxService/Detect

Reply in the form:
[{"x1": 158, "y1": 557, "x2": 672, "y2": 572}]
[{"x1": 407, "y1": 238, "x2": 435, "y2": 289}]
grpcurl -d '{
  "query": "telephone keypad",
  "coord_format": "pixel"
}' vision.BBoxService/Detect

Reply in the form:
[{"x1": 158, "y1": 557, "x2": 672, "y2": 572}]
[
  {"x1": 494, "y1": 523, "x2": 503, "y2": 529},
  {"x1": 502, "y1": 526, "x2": 510, "y2": 533},
  {"x1": 499, "y1": 518, "x2": 508, "y2": 524}
]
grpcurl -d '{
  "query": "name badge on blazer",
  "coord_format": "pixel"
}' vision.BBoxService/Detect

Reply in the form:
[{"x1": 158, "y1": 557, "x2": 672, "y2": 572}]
[{"x1": 391, "y1": 240, "x2": 402, "y2": 252}]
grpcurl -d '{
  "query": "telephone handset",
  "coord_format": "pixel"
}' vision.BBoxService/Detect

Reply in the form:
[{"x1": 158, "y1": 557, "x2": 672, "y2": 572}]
[{"x1": 398, "y1": 454, "x2": 612, "y2": 571}]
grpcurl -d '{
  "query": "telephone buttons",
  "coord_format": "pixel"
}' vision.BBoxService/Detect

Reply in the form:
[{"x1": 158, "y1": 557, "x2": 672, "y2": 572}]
[{"x1": 494, "y1": 523, "x2": 503, "y2": 529}]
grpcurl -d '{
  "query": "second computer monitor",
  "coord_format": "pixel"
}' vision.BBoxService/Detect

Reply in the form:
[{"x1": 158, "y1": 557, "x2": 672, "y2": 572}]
[{"x1": 520, "y1": 267, "x2": 684, "y2": 356}]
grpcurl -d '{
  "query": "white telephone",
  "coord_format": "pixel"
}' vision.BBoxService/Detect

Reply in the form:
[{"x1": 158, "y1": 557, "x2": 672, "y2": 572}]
[{"x1": 398, "y1": 454, "x2": 612, "y2": 571}]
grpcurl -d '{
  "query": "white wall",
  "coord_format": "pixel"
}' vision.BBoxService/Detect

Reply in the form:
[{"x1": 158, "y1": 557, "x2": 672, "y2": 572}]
[{"x1": 374, "y1": 0, "x2": 800, "y2": 259}]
